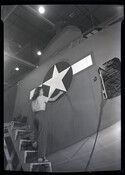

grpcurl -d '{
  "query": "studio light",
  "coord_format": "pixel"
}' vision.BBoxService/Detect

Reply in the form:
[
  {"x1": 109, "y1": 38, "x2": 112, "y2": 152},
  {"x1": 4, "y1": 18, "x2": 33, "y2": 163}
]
[
  {"x1": 37, "y1": 51, "x2": 42, "y2": 55},
  {"x1": 15, "y1": 67, "x2": 19, "y2": 71},
  {"x1": 38, "y1": 6, "x2": 45, "y2": 14}
]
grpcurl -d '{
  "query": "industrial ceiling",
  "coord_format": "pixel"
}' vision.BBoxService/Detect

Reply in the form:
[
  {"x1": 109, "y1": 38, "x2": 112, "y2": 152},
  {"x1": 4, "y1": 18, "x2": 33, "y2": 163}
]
[{"x1": 1, "y1": 5, "x2": 123, "y2": 90}]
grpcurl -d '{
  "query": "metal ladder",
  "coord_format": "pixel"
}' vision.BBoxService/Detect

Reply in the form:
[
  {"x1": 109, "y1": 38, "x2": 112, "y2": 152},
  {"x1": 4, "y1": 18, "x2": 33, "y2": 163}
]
[{"x1": 4, "y1": 121, "x2": 52, "y2": 172}]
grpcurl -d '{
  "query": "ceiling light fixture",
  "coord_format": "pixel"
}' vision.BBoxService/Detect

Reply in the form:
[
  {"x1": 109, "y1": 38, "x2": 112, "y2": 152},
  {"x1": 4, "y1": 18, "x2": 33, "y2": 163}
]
[
  {"x1": 38, "y1": 6, "x2": 45, "y2": 14},
  {"x1": 15, "y1": 67, "x2": 19, "y2": 71},
  {"x1": 37, "y1": 51, "x2": 42, "y2": 56}
]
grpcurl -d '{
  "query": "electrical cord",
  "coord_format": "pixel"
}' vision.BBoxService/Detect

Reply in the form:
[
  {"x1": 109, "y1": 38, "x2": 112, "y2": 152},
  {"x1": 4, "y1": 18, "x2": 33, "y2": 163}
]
[
  {"x1": 27, "y1": 88, "x2": 106, "y2": 169},
  {"x1": 84, "y1": 88, "x2": 107, "y2": 172}
]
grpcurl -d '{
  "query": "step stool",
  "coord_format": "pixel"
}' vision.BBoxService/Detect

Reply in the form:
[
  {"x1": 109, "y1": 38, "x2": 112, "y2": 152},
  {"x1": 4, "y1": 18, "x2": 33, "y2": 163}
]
[
  {"x1": 11, "y1": 121, "x2": 28, "y2": 130},
  {"x1": 24, "y1": 151, "x2": 38, "y2": 163},
  {"x1": 30, "y1": 162, "x2": 52, "y2": 172},
  {"x1": 19, "y1": 139, "x2": 37, "y2": 151},
  {"x1": 15, "y1": 129, "x2": 31, "y2": 140}
]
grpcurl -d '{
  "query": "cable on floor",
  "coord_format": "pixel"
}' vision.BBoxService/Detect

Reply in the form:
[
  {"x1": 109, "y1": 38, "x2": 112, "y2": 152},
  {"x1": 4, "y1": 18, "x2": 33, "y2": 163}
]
[{"x1": 84, "y1": 86, "x2": 107, "y2": 172}]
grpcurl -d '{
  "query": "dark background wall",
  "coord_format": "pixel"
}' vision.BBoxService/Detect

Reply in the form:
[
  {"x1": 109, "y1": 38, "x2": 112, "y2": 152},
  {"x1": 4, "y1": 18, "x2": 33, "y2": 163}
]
[
  {"x1": 11, "y1": 22, "x2": 121, "y2": 154},
  {"x1": 4, "y1": 85, "x2": 18, "y2": 123}
]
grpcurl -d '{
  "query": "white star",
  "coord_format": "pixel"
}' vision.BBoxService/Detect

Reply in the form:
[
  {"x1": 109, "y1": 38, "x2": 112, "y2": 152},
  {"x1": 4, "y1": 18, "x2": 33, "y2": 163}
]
[
  {"x1": 43, "y1": 65, "x2": 70, "y2": 98},
  {"x1": 30, "y1": 55, "x2": 93, "y2": 100}
]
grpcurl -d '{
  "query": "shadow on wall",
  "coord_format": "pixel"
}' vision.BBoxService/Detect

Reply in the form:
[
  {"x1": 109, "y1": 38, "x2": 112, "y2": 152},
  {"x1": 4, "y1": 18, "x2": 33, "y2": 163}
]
[
  {"x1": 46, "y1": 94, "x2": 88, "y2": 154},
  {"x1": 4, "y1": 85, "x2": 18, "y2": 123},
  {"x1": 47, "y1": 125, "x2": 77, "y2": 155},
  {"x1": 47, "y1": 133, "x2": 61, "y2": 154}
]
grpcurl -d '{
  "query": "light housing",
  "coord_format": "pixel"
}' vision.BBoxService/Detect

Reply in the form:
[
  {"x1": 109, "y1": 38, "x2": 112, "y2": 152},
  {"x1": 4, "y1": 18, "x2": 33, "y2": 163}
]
[
  {"x1": 38, "y1": 6, "x2": 45, "y2": 14},
  {"x1": 15, "y1": 67, "x2": 19, "y2": 71},
  {"x1": 37, "y1": 51, "x2": 42, "y2": 56}
]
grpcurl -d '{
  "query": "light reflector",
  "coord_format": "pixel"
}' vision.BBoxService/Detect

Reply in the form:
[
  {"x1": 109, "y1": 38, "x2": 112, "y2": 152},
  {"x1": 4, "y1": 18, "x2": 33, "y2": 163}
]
[{"x1": 38, "y1": 6, "x2": 45, "y2": 14}]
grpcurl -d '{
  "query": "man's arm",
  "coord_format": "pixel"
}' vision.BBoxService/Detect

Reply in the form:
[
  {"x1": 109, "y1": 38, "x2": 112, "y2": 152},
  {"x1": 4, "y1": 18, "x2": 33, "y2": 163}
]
[{"x1": 48, "y1": 91, "x2": 64, "y2": 102}]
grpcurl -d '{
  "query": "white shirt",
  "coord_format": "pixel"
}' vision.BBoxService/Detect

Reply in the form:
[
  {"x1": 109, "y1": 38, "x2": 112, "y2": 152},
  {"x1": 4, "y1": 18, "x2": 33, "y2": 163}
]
[{"x1": 32, "y1": 95, "x2": 49, "y2": 112}]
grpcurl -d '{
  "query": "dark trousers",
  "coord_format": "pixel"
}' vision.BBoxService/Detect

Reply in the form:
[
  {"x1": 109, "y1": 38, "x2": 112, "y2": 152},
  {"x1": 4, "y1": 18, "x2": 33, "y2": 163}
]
[{"x1": 31, "y1": 111, "x2": 48, "y2": 158}]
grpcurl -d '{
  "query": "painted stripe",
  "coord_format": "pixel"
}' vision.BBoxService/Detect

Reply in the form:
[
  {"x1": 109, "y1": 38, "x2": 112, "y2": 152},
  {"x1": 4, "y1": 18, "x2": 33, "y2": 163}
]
[{"x1": 71, "y1": 54, "x2": 93, "y2": 75}]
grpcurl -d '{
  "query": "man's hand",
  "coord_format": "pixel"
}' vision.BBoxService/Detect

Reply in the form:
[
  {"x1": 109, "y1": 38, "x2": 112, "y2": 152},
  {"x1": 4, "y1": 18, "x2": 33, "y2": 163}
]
[{"x1": 48, "y1": 91, "x2": 64, "y2": 102}]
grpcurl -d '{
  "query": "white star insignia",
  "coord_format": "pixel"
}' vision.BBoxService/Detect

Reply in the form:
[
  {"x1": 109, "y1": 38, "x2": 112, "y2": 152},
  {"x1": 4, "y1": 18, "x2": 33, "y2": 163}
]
[
  {"x1": 30, "y1": 55, "x2": 93, "y2": 100},
  {"x1": 43, "y1": 65, "x2": 70, "y2": 98}
]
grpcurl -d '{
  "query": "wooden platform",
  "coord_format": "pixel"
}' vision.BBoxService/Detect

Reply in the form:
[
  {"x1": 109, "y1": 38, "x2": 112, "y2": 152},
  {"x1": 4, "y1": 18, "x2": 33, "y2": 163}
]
[
  {"x1": 30, "y1": 162, "x2": 52, "y2": 172},
  {"x1": 24, "y1": 150, "x2": 38, "y2": 163},
  {"x1": 4, "y1": 122, "x2": 52, "y2": 172},
  {"x1": 19, "y1": 139, "x2": 37, "y2": 151}
]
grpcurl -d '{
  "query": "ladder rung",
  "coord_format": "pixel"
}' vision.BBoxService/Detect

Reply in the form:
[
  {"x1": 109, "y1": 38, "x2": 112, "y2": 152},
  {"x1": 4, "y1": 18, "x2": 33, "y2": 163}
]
[
  {"x1": 15, "y1": 129, "x2": 31, "y2": 140},
  {"x1": 30, "y1": 162, "x2": 52, "y2": 172},
  {"x1": 19, "y1": 139, "x2": 36, "y2": 151},
  {"x1": 24, "y1": 150, "x2": 38, "y2": 164},
  {"x1": 11, "y1": 121, "x2": 28, "y2": 130}
]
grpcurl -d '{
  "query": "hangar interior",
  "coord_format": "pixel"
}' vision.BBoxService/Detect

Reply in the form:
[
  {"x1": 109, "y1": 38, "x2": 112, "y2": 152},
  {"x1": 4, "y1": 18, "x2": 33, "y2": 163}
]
[{"x1": 2, "y1": 4, "x2": 123, "y2": 172}]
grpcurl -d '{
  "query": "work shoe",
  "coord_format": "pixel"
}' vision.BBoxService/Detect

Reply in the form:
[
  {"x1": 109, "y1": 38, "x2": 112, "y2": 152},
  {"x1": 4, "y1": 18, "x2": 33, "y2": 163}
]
[
  {"x1": 32, "y1": 141, "x2": 38, "y2": 149},
  {"x1": 38, "y1": 157, "x2": 48, "y2": 163}
]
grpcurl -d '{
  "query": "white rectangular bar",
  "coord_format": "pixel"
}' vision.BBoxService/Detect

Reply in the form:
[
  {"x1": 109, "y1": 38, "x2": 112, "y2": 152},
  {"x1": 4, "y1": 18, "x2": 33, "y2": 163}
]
[{"x1": 71, "y1": 54, "x2": 93, "y2": 75}]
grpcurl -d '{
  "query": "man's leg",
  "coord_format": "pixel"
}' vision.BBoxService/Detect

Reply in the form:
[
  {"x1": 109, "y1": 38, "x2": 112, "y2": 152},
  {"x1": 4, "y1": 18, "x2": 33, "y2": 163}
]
[
  {"x1": 30, "y1": 116, "x2": 39, "y2": 141},
  {"x1": 37, "y1": 113, "x2": 48, "y2": 158}
]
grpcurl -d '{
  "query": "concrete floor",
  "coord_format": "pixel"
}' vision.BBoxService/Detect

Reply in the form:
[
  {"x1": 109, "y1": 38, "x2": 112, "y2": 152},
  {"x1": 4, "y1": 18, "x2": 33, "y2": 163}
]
[{"x1": 47, "y1": 120, "x2": 121, "y2": 172}]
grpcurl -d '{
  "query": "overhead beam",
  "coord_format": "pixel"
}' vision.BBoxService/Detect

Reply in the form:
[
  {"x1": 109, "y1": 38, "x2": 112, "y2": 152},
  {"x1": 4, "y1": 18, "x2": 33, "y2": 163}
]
[
  {"x1": 3, "y1": 5, "x2": 18, "y2": 22},
  {"x1": 82, "y1": 12, "x2": 124, "y2": 37},
  {"x1": 14, "y1": 42, "x2": 31, "y2": 56},
  {"x1": 4, "y1": 69, "x2": 33, "y2": 90},
  {"x1": 4, "y1": 52, "x2": 37, "y2": 68},
  {"x1": 24, "y1": 5, "x2": 55, "y2": 27}
]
